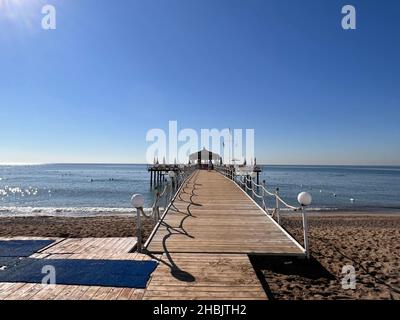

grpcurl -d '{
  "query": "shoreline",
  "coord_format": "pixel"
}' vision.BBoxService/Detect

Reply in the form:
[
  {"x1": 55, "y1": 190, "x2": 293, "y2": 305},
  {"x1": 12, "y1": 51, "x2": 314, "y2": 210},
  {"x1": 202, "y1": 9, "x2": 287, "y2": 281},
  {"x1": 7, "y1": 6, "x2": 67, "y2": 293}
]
[{"x1": 0, "y1": 207, "x2": 399, "y2": 218}]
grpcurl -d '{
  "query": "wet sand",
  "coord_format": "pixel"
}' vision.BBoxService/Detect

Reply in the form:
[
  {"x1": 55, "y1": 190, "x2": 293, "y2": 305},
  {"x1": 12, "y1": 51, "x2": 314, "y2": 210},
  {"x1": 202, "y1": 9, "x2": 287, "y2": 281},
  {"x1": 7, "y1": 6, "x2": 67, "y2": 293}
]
[{"x1": 0, "y1": 212, "x2": 399, "y2": 300}]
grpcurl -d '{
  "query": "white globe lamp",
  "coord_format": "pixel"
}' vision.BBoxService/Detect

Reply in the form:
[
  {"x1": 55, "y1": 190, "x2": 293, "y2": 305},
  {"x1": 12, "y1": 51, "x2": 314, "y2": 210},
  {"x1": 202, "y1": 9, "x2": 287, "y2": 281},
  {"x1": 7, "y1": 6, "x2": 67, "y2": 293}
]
[
  {"x1": 131, "y1": 194, "x2": 145, "y2": 208},
  {"x1": 168, "y1": 171, "x2": 176, "y2": 179},
  {"x1": 297, "y1": 192, "x2": 312, "y2": 207}
]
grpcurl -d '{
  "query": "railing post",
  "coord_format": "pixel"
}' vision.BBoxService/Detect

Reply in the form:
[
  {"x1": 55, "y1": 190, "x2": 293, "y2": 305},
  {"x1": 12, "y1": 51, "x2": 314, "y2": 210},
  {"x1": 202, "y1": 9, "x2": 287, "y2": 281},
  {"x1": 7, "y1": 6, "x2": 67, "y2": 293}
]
[
  {"x1": 136, "y1": 208, "x2": 142, "y2": 253},
  {"x1": 131, "y1": 194, "x2": 145, "y2": 253},
  {"x1": 275, "y1": 188, "x2": 281, "y2": 225},
  {"x1": 261, "y1": 183, "x2": 265, "y2": 210},
  {"x1": 169, "y1": 182, "x2": 173, "y2": 203},
  {"x1": 301, "y1": 206, "x2": 310, "y2": 259}
]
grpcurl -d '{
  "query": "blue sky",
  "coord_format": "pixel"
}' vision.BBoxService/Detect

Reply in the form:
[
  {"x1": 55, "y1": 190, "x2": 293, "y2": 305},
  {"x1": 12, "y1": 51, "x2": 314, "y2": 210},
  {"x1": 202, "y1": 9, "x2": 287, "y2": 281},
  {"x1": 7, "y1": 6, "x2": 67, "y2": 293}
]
[{"x1": 0, "y1": 0, "x2": 399, "y2": 165}]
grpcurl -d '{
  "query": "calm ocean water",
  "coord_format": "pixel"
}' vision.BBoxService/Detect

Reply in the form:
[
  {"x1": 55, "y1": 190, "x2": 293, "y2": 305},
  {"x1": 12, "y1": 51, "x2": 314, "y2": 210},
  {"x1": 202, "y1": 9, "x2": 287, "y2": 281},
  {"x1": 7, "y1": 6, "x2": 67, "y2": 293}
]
[{"x1": 0, "y1": 164, "x2": 399, "y2": 216}]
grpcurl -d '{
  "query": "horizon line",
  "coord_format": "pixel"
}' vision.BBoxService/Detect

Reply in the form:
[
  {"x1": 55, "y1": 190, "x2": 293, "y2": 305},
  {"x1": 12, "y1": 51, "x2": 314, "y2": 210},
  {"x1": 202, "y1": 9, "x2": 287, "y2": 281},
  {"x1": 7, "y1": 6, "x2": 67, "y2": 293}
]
[{"x1": 1, "y1": 162, "x2": 399, "y2": 167}]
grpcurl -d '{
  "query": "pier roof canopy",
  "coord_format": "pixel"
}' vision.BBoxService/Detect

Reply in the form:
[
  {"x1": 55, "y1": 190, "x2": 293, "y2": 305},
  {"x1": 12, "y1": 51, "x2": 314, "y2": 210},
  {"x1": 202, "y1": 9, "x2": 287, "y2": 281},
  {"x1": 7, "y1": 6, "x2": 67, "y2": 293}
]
[{"x1": 189, "y1": 148, "x2": 222, "y2": 163}]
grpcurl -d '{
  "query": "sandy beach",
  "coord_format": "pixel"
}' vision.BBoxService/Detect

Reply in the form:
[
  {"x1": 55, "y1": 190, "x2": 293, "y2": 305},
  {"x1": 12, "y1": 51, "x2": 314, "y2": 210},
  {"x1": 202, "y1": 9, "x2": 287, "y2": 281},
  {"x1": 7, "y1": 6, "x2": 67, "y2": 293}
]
[
  {"x1": 254, "y1": 213, "x2": 400, "y2": 300},
  {"x1": 0, "y1": 212, "x2": 399, "y2": 300}
]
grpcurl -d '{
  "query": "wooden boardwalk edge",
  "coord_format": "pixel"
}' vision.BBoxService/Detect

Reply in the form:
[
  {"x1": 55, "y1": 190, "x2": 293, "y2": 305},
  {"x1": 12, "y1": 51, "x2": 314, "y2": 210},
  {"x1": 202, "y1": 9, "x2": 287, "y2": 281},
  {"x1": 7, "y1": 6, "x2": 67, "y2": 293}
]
[{"x1": 219, "y1": 171, "x2": 306, "y2": 254}]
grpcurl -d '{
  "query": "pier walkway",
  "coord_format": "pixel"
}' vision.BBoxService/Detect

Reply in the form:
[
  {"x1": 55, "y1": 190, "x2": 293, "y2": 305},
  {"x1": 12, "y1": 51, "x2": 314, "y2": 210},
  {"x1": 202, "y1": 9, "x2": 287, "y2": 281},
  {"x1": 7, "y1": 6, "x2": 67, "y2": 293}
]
[
  {"x1": 141, "y1": 170, "x2": 305, "y2": 300},
  {"x1": 145, "y1": 170, "x2": 304, "y2": 255}
]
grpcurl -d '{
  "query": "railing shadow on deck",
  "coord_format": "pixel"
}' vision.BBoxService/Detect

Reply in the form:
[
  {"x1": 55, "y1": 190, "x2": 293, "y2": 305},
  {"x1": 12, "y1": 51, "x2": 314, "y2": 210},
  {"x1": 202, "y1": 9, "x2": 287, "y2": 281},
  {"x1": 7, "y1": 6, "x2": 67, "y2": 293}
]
[
  {"x1": 143, "y1": 170, "x2": 203, "y2": 282},
  {"x1": 145, "y1": 236, "x2": 196, "y2": 283}
]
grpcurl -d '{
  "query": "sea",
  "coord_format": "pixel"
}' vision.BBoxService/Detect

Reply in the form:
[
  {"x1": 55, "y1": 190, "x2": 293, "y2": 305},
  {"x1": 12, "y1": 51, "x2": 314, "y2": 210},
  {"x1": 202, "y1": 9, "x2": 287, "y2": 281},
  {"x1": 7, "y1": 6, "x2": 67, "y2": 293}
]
[{"x1": 0, "y1": 164, "x2": 399, "y2": 217}]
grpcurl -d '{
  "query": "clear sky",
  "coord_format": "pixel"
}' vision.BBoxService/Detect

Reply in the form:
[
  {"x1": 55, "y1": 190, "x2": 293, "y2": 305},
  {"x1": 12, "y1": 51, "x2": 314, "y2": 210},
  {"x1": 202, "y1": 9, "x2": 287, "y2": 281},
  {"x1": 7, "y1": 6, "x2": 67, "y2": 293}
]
[{"x1": 1, "y1": 0, "x2": 399, "y2": 165}]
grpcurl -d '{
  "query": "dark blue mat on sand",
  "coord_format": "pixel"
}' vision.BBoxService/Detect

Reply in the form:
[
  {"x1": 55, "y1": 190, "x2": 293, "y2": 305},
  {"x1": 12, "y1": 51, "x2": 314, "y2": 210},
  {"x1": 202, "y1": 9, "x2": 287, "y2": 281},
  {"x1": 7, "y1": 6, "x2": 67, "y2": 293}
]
[
  {"x1": 0, "y1": 240, "x2": 54, "y2": 257},
  {"x1": 0, "y1": 258, "x2": 157, "y2": 289}
]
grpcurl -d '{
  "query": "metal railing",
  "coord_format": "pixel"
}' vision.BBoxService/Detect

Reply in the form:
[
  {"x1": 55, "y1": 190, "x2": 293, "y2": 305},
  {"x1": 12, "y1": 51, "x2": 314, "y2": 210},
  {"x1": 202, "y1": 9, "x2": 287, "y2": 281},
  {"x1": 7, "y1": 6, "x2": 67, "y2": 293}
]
[
  {"x1": 132, "y1": 165, "x2": 196, "y2": 253},
  {"x1": 215, "y1": 165, "x2": 311, "y2": 258}
]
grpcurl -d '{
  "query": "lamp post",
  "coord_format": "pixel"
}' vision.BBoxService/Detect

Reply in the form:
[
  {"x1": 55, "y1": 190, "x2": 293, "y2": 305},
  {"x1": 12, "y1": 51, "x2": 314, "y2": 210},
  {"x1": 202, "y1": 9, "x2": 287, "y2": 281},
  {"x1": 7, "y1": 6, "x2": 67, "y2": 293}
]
[
  {"x1": 275, "y1": 187, "x2": 280, "y2": 225},
  {"x1": 250, "y1": 172, "x2": 257, "y2": 197},
  {"x1": 297, "y1": 192, "x2": 312, "y2": 259},
  {"x1": 131, "y1": 194, "x2": 145, "y2": 253},
  {"x1": 168, "y1": 170, "x2": 176, "y2": 190}
]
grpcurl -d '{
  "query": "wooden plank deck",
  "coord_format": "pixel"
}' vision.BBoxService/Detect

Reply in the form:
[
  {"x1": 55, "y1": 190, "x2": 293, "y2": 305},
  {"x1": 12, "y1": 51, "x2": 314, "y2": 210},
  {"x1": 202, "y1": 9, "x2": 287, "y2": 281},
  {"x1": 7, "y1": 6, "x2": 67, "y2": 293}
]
[
  {"x1": 143, "y1": 253, "x2": 267, "y2": 300},
  {"x1": 0, "y1": 236, "x2": 268, "y2": 300},
  {"x1": 145, "y1": 170, "x2": 305, "y2": 255},
  {"x1": 0, "y1": 237, "x2": 158, "y2": 300}
]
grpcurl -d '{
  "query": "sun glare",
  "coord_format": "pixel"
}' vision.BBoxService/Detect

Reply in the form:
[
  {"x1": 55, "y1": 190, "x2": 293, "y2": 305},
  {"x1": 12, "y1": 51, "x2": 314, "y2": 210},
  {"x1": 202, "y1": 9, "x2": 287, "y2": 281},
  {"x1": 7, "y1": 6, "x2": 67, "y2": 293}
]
[
  {"x1": 0, "y1": 0, "x2": 24, "y2": 10},
  {"x1": 0, "y1": 0, "x2": 44, "y2": 15},
  {"x1": 0, "y1": 0, "x2": 45, "y2": 29}
]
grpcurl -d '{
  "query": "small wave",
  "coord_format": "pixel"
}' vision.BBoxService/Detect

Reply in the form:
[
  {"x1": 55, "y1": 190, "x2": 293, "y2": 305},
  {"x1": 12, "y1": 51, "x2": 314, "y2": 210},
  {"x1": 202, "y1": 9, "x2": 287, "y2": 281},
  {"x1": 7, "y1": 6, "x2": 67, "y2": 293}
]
[
  {"x1": 278, "y1": 207, "x2": 339, "y2": 212},
  {"x1": 0, "y1": 206, "x2": 160, "y2": 217}
]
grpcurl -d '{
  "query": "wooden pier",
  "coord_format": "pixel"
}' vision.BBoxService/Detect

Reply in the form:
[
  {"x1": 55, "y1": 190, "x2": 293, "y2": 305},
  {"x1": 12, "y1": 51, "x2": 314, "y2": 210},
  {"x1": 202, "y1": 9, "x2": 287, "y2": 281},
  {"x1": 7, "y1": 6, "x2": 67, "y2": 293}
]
[
  {"x1": 145, "y1": 170, "x2": 304, "y2": 255},
  {"x1": 0, "y1": 169, "x2": 305, "y2": 300},
  {"x1": 148, "y1": 164, "x2": 181, "y2": 186},
  {"x1": 141, "y1": 169, "x2": 305, "y2": 300}
]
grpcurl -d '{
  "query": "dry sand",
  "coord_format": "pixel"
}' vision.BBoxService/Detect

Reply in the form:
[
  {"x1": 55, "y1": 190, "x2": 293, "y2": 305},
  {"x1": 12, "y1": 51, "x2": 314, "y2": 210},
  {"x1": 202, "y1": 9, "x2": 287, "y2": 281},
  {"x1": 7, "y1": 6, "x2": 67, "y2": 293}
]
[
  {"x1": 252, "y1": 213, "x2": 400, "y2": 300},
  {"x1": 0, "y1": 216, "x2": 154, "y2": 239},
  {"x1": 0, "y1": 212, "x2": 399, "y2": 300}
]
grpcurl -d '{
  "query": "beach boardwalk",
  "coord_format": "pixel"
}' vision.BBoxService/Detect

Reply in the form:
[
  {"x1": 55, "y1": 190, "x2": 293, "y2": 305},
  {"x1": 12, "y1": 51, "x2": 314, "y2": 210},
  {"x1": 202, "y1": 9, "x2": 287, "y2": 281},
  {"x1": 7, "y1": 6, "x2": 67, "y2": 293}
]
[
  {"x1": 145, "y1": 170, "x2": 305, "y2": 255},
  {"x1": 0, "y1": 170, "x2": 305, "y2": 300},
  {"x1": 142, "y1": 170, "x2": 305, "y2": 300}
]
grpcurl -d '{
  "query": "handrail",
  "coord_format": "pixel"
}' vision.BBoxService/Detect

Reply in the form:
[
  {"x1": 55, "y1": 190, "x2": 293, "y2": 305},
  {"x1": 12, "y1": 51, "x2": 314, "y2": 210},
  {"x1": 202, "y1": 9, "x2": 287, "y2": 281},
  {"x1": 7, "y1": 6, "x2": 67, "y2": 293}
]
[
  {"x1": 215, "y1": 165, "x2": 311, "y2": 258},
  {"x1": 215, "y1": 165, "x2": 301, "y2": 211},
  {"x1": 133, "y1": 165, "x2": 196, "y2": 252}
]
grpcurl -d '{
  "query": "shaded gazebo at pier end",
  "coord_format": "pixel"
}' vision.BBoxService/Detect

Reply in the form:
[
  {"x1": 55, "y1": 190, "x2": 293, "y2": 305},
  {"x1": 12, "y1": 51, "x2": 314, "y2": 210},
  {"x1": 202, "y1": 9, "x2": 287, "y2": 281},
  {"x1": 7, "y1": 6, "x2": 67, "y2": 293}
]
[
  {"x1": 189, "y1": 147, "x2": 222, "y2": 170},
  {"x1": 147, "y1": 148, "x2": 262, "y2": 184}
]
